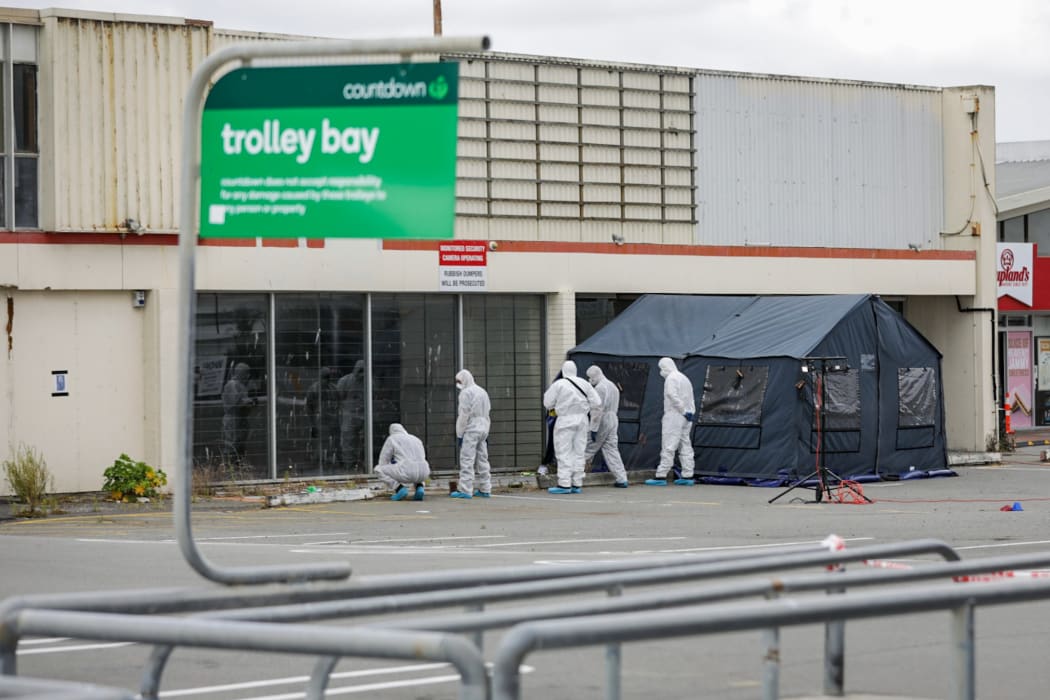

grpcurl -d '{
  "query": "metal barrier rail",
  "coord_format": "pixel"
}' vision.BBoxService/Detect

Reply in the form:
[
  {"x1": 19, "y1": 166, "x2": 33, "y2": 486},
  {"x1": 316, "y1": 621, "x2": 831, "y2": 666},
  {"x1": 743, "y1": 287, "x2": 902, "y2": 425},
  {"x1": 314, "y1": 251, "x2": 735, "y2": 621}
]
[
  {"x1": 135, "y1": 539, "x2": 960, "y2": 699},
  {"x1": 490, "y1": 574, "x2": 1050, "y2": 700},
  {"x1": 0, "y1": 675, "x2": 135, "y2": 700},
  {"x1": 10, "y1": 609, "x2": 487, "y2": 700}
]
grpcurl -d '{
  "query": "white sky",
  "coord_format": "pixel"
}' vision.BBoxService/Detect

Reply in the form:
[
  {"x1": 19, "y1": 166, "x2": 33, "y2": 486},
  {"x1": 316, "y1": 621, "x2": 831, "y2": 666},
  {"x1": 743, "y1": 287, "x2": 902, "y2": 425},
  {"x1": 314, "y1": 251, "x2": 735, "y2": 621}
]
[{"x1": 6, "y1": 0, "x2": 1049, "y2": 142}]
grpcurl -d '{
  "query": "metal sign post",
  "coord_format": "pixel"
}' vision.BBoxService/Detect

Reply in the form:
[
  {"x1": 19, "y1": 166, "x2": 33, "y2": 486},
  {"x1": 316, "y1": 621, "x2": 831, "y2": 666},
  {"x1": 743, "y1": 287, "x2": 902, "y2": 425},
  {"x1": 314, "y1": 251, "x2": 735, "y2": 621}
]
[{"x1": 177, "y1": 36, "x2": 489, "y2": 585}]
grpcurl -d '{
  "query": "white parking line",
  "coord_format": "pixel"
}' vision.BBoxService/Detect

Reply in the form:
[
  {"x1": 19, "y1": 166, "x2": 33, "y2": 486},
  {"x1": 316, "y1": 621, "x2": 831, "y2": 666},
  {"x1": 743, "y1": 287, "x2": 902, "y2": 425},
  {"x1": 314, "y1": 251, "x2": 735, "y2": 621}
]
[{"x1": 18, "y1": 642, "x2": 133, "y2": 655}]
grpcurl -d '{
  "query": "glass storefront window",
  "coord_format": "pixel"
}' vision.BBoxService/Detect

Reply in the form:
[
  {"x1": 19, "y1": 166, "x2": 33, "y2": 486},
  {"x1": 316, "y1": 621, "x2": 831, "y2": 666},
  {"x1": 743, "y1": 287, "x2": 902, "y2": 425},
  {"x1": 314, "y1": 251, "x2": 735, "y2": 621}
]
[
  {"x1": 371, "y1": 294, "x2": 458, "y2": 468},
  {"x1": 274, "y1": 294, "x2": 365, "y2": 479},
  {"x1": 193, "y1": 293, "x2": 270, "y2": 479},
  {"x1": 463, "y1": 295, "x2": 544, "y2": 468}
]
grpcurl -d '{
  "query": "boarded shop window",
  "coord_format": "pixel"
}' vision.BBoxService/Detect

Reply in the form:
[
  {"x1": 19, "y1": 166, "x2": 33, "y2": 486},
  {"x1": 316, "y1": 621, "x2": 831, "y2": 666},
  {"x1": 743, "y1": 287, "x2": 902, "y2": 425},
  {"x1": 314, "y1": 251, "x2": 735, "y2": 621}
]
[
  {"x1": 3, "y1": 50, "x2": 38, "y2": 229},
  {"x1": 700, "y1": 365, "x2": 768, "y2": 426},
  {"x1": 371, "y1": 294, "x2": 458, "y2": 469},
  {"x1": 274, "y1": 294, "x2": 366, "y2": 479},
  {"x1": 898, "y1": 367, "x2": 937, "y2": 427},
  {"x1": 193, "y1": 293, "x2": 270, "y2": 480},
  {"x1": 820, "y1": 369, "x2": 861, "y2": 431},
  {"x1": 463, "y1": 295, "x2": 545, "y2": 468}
]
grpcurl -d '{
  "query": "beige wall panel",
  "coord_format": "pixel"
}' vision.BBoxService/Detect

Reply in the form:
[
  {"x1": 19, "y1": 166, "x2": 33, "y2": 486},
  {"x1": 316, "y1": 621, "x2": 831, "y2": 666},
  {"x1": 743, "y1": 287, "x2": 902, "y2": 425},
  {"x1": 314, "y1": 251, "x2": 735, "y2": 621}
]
[
  {"x1": 0, "y1": 291, "x2": 145, "y2": 494},
  {"x1": 491, "y1": 141, "x2": 536, "y2": 160},
  {"x1": 459, "y1": 61, "x2": 486, "y2": 79},
  {"x1": 624, "y1": 110, "x2": 661, "y2": 128},
  {"x1": 459, "y1": 99, "x2": 487, "y2": 118},
  {"x1": 17, "y1": 243, "x2": 123, "y2": 289},
  {"x1": 665, "y1": 111, "x2": 691, "y2": 130},
  {"x1": 490, "y1": 160, "x2": 533, "y2": 180},
  {"x1": 457, "y1": 120, "x2": 487, "y2": 139},
  {"x1": 540, "y1": 123, "x2": 578, "y2": 143},
  {"x1": 542, "y1": 203, "x2": 581, "y2": 218},
  {"x1": 665, "y1": 150, "x2": 693, "y2": 167},
  {"x1": 541, "y1": 182, "x2": 583, "y2": 201},
  {"x1": 581, "y1": 87, "x2": 618, "y2": 107},
  {"x1": 625, "y1": 186, "x2": 661, "y2": 203},
  {"x1": 582, "y1": 106, "x2": 619, "y2": 127},
  {"x1": 582, "y1": 145, "x2": 619, "y2": 163},
  {"x1": 623, "y1": 73, "x2": 660, "y2": 90},
  {"x1": 490, "y1": 122, "x2": 534, "y2": 140},
  {"x1": 624, "y1": 129, "x2": 661, "y2": 148},
  {"x1": 623, "y1": 91, "x2": 661, "y2": 109},
  {"x1": 489, "y1": 81, "x2": 532, "y2": 100},
  {"x1": 580, "y1": 221, "x2": 624, "y2": 242},
  {"x1": 538, "y1": 84, "x2": 577, "y2": 104},
  {"x1": 538, "y1": 220, "x2": 581, "y2": 241},
  {"x1": 455, "y1": 179, "x2": 487, "y2": 198},
  {"x1": 625, "y1": 204, "x2": 662, "y2": 220},
  {"x1": 662, "y1": 223, "x2": 696, "y2": 242},
  {"x1": 540, "y1": 143, "x2": 578, "y2": 161},
  {"x1": 583, "y1": 183, "x2": 620, "y2": 202},
  {"x1": 625, "y1": 148, "x2": 660, "y2": 166},
  {"x1": 539, "y1": 162, "x2": 577, "y2": 181},
  {"x1": 490, "y1": 181, "x2": 536, "y2": 200},
  {"x1": 457, "y1": 159, "x2": 488, "y2": 178},
  {"x1": 489, "y1": 218, "x2": 539, "y2": 240},
  {"x1": 583, "y1": 204, "x2": 621, "y2": 219},
  {"x1": 457, "y1": 140, "x2": 487, "y2": 158},
  {"x1": 664, "y1": 75, "x2": 692, "y2": 92},
  {"x1": 580, "y1": 125, "x2": 618, "y2": 146},
  {"x1": 538, "y1": 64, "x2": 576, "y2": 84},
  {"x1": 491, "y1": 100, "x2": 533, "y2": 120},
  {"x1": 582, "y1": 164, "x2": 619, "y2": 183},
  {"x1": 664, "y1": 168, "x2": 693, "y2": 187},
  {"x1": 664, "y1": 93, "x2": 692, "y2": 110},
  {"x1": 491, "y1": 201, "x2": 536, "y2": 217},
  {"x1": 625, "y1": 168, "x2": 661, "y2": 186},
  {"x1": 456, "y1": 199, "x2": 488, "y2": 215},
  {"x1": 538, "y1": 103, "x2": 577, "y2": 124},
  {"x1": 666, "y1": 205, "x2": 694, "y2": 221},
  {"x1": 455, "y1": 217, "x2": 491, "y2": 239},
  {"x1": 580, "y1": 68, "x2": 618, "y2": 87},
  {"x1": 490, "y1": 62, "x2": 534, "y2": 81},
  {"x1": 460, "y1": 78, "x2": 486, "y2": 99},
  {"x1": 665, "y1": 188, "x2": 693, "y2": 205}
]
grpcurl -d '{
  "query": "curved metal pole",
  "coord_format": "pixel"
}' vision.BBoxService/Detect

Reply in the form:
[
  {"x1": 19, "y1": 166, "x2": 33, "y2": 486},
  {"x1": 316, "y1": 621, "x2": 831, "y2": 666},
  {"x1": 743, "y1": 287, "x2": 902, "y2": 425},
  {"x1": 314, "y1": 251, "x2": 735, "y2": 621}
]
[
  {"x1": 138, "y1": 645, "x2": 174, "y2": 700},
  {"x1": 175, "y1": 35, "x2": 490, "y2": 585},
  {"x1": 306, "y1": 656, "x2": 340, "y2": 700}
]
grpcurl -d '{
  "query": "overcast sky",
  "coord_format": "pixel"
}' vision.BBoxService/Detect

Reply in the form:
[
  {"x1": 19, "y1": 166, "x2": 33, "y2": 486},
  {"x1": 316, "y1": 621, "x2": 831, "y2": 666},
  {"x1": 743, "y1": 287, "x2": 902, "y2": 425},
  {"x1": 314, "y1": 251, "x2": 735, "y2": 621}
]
[{"x1": 8, "y1": 0, "x2": 1049, "y2": 143}]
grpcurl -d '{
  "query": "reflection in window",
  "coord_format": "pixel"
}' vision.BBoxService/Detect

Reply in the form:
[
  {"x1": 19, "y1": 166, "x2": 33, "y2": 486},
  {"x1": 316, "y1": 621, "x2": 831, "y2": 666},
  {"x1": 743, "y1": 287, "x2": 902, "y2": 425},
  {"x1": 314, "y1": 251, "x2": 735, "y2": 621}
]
[
  {"x1": 589, "y1": 361, "x2": 649, "y2": 421},
  {"x1": 274, "y1": 294, "x2": 365, "y2": 478},
  {"x1": 371, "y1": 294, "x2": 458, "y2": 467},
  {"x1": 898, "y1": 367, "x2": 937, "y2": 427},
  {"x1": 700, "y1": 365, "x2": 769, "y2": 426},
  {"x1": 193, "y1": 293, "x2": 269, "y2": 479},
  {"x1": 463, "y1": 295, "x2": 544, "y2": 467},
  {"x1": 821, "y1": 369, "x2": 861, "y2": 430}
]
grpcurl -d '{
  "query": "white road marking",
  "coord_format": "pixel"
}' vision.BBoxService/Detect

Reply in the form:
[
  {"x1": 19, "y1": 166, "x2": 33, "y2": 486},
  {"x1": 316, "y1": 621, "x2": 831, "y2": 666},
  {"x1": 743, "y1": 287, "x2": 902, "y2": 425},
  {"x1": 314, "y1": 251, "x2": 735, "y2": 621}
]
[
  {"x1": 473, "y1": 536, "x2": 685, "y2": 548},
  {"x1": 19, "y1": 637, "x2": 70, "y2": 645},
  {"x1": 159, "y1": 663, "x2": 451, "y2": 697},
  {"x1": 956, "y1": 539, "x2": 1050, "y2": 550},
  {"x1": 242, "y1": 675, "x2": 462, "y2": 699}
]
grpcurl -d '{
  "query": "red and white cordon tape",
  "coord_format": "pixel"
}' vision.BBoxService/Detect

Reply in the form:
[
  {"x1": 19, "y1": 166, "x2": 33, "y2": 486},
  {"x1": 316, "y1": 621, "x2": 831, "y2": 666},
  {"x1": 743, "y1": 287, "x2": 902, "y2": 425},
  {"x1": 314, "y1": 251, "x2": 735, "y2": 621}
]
[{"x1": 820, "y1": 534, "x2": 1050, "y2": 582}]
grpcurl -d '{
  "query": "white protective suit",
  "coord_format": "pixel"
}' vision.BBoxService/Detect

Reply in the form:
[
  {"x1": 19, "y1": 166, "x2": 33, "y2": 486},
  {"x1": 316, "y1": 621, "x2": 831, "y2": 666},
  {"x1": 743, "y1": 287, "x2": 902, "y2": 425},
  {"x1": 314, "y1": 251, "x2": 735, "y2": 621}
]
[
  {"x1": 656, "y1": 357, "x2": 696, "y2": 479},
  {"x1": 543, "y1": 361, "x2": 602, "y2": 488},
  {"x1": 374, "y1": 423, "x2": 431, "y2": 490},
  {"x1": 583, "y1": 365, "x2": 628, "y2": 484},
  {"x1": 455, "y1": 369, "x2": 492, "y2": 494}
]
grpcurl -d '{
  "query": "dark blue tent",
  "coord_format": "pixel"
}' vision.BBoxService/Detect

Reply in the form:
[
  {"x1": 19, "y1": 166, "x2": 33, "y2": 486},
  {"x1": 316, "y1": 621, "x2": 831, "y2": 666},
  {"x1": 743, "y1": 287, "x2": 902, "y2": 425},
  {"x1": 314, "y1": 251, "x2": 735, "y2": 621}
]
[{"x1": 569, "y1": 294, "x2": 947, "y2": 482}]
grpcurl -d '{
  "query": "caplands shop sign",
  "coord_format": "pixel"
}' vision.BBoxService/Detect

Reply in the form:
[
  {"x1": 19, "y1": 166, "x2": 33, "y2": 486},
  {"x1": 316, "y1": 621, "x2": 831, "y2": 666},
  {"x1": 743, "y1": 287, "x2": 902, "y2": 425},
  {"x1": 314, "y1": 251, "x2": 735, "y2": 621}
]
[
  {"x1": 199, "y1": 62, "x2": 459, "y2": 239},
  {"x1": 997, "y1": 242, "x2": 1034, "y2": 307}
]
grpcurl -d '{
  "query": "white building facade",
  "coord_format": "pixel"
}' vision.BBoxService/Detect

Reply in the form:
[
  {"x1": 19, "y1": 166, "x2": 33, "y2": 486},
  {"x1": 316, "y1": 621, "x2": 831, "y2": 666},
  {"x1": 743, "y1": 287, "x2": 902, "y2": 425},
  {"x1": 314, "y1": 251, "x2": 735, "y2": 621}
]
[{"x1": 0, "y1": 8, "x2": 998, "y2": 493}]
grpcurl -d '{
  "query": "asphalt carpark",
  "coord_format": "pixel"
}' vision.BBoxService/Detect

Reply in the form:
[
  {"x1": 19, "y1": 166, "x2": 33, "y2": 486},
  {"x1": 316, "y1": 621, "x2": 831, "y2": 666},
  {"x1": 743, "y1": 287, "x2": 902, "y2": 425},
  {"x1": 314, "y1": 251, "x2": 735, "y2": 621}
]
[{"x1": 4, "y1": 439, "x2": 1050, "y2": 699}]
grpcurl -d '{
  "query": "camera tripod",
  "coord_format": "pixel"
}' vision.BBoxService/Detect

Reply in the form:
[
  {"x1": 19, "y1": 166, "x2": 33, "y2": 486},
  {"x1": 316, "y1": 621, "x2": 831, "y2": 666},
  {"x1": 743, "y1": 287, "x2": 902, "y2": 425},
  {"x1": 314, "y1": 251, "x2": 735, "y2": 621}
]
[{"x1": 768, "y1": 357, "x2": 872, "y2": 505}]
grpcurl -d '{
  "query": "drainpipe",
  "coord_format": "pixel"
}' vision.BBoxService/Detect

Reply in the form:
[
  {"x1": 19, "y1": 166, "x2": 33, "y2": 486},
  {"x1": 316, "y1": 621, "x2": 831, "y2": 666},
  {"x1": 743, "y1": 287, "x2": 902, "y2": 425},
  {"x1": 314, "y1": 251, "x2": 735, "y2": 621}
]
[{"x1": 955, "y1": 295, "x2": 998, "y2": 412}]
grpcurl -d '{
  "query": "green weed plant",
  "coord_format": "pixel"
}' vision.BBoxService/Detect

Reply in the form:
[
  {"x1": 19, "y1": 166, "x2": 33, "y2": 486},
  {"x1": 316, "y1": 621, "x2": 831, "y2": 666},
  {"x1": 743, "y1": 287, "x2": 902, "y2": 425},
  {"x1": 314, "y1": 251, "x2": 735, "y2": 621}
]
[{"x1": 102, "y1": 453, "x2": 167, "y2": 502}]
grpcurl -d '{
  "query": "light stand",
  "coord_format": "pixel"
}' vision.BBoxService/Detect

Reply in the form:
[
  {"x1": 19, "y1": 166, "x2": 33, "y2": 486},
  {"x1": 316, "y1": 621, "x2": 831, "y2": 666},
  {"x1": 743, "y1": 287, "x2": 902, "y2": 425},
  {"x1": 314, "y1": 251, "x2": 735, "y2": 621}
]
[{"x1": 768, "y1": 357, "x2": 872, "y2": 505}]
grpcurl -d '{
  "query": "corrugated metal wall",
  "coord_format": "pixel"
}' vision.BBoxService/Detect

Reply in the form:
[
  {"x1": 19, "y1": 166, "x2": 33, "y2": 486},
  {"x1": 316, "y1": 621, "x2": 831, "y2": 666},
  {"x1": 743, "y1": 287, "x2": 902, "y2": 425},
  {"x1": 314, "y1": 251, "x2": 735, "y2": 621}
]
[
  {"x1": 40, "y1": 14, "x2": 212, "y2": 233},
  {"x1": 453, "y1": 54, "x2": 696, "y2": 237},
  {"x1": 694, "y1": 73, "x2": 944, "y2": 248}
]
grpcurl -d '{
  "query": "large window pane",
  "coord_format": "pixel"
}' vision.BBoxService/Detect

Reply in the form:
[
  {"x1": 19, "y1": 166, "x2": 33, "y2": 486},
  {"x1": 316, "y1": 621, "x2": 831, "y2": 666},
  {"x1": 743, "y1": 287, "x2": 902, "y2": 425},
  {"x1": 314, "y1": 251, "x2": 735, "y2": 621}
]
[
  {"x1": 463, "y1": 295, "x2": 544, "y2": 470},
  {"x1": 371, "y1": 294, "x2": 457, "y2": 468},
  {"x1": 13, "y1": 63, "x2": 37, "y2": 153},
  {"x1": 193, "y1": 293, "x2": 270, "y2": 479},
  {"x1": 14, "y1": 157, "x2": 36, "y2": 228},
  {"x1": 274, "y1": 294, "x2": 366, "y2": 479}
]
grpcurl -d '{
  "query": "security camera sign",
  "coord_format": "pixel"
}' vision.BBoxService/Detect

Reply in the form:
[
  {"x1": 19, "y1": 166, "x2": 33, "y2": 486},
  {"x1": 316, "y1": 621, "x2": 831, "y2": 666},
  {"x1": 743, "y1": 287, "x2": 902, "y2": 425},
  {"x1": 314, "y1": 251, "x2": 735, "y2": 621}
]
[
  {"x1": 438, "y1": 241, "x2": 487, "y2": 291},
  {"x1": 199, "y1": 62, "x2": 458, "y2": 239}
]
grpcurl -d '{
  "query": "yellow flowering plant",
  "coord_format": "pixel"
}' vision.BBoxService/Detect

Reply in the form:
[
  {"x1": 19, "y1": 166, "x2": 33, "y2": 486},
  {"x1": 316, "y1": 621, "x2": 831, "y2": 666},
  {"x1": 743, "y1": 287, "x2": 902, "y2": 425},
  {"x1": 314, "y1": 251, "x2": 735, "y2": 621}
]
[{"x1": 102, "y1": 453, "x2": 167, "y2": 502}]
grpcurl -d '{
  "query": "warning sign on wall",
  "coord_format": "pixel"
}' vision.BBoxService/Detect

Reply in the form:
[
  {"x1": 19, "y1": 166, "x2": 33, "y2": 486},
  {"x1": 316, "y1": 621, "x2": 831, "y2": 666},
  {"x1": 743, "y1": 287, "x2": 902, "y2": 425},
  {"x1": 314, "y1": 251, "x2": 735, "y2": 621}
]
[{"x1": 439, "y1": 241, "x2": 487, "y2": 291}]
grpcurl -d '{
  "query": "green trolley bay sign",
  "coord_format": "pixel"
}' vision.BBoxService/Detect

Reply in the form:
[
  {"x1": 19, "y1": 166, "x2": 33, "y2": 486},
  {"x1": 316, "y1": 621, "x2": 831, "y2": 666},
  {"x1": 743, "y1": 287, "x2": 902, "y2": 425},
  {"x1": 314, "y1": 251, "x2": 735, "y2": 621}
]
[{"x1": 199, "y1": 62, "x2": 459, "y2": 239}]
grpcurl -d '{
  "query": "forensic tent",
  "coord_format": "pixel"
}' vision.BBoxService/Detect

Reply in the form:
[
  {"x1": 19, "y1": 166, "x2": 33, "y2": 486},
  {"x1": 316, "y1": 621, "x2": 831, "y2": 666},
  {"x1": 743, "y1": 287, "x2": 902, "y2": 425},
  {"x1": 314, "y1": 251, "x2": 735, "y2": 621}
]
[{"x1": 568, "y1": 294, "x2": 948, "y2": 482}]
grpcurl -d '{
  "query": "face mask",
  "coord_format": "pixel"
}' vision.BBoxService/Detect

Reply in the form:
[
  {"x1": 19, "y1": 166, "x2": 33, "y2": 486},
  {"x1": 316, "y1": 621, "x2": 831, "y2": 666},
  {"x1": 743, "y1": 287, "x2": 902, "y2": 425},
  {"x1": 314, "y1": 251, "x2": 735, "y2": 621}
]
[
  {"x1": 456, "y1": 382, "x2": 463, "y2": 390},
  {"x1": 589, "y1": 375, "x2": 599, "y2": 386}
]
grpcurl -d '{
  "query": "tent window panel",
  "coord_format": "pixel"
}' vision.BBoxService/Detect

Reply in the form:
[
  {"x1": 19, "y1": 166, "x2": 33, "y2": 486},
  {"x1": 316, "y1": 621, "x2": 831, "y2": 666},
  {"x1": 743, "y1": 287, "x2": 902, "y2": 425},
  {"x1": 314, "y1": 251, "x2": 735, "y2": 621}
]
[
  {"x1": 809, "y1": 429, "x2": 861, "y2": 453},
  {"x1": 897, "y1": 426, "x2": 935, "y2": 450},
  {"x1": 592, "y1": 360, "x2": 650, "y2": 421},
  {"x1": 618, "y1": 422, "x2": 640, "y2": 444},
  {"x1": 898, "y1": 367, "x2": 937, "y2": 427},
  {"x1": 694, "y1": 425, "x2": 761, "y2": 449},
  {"x1": 700, "y1": 365, "x2": 769, "y2": 426},
  {"x1": 822, "y1": 369, "x2": 861, "y2": 431}
]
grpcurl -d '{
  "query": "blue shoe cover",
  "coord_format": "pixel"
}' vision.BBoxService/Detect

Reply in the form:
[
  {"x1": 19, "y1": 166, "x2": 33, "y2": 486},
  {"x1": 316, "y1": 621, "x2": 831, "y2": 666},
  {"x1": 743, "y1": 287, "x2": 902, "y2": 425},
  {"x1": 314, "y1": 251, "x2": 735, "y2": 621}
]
[
  {"x1": 614, "y1": 481, "x2": 629, "y2": 488},
  {"x1": 450, "y1": 490, "x2": 473, "y2": 499},
  {"x1": 644, "y1": 479, "x2": 667, "y2": 486},
  {"x1": 391, "y1": 486, "x2": 408, "y2": 501},
  {"x1": 673, "y1": 478, "x2": 695, "y2": 486},
  {"x1": 571, "y1": 486, "x2": 582, "y2": 494},
  {"x1": 473, "y1": 490, "x2": 491, "y2": 498},
  {"x1": 548, "y1": 486, "x2": 574, "y2": 494},
  {"x1": 413, "y1": 486, "x2": 425, "y2": 501}
]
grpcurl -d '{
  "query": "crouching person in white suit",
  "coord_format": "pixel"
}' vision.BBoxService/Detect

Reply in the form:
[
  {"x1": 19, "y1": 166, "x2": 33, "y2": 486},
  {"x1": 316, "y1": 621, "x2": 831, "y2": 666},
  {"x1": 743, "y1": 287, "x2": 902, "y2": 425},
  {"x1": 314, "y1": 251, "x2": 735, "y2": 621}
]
[{"x1": 375, "y1": 423, "x2": 431, "y2": 501}]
